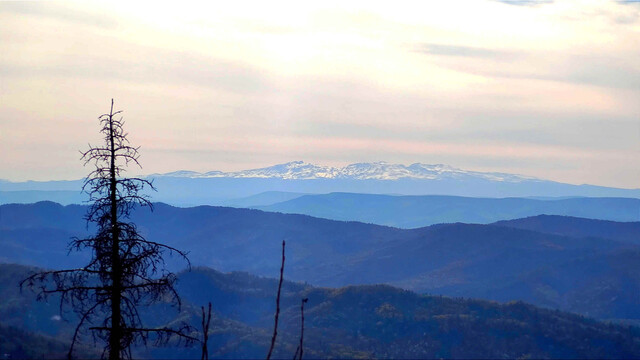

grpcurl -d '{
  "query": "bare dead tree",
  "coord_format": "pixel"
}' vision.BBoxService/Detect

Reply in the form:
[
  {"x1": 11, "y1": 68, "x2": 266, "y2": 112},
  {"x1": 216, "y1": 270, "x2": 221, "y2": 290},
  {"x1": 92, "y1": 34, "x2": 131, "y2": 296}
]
[
  {"x1": 21, "y1": 99, "x2": 194, "y2": 360},
  {"x1": 292, "y1": 297, "x2": 309, "y2": 360},
  {"x1": 266, "y1": 240, "x2": 285, "y2": 360},
  {"x1": 201, "y1": 302, "x2": 212, "y2": 360}
]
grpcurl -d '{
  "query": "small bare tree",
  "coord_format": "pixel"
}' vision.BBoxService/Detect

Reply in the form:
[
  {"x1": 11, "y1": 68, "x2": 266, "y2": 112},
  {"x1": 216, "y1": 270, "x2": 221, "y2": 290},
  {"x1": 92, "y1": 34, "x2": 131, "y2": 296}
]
[
  {"x1": 266, "y1": 240, "x2": 286, "y2": 360},
  {"x1": 200, "y1": 302, "x2": 212, "y2": 360},
  {"x1": 293, "y1": 297, "x2": 308, "y2": 360},
  {"x1": 22, "y1": 99, "x2": 193, "y2": 359}
]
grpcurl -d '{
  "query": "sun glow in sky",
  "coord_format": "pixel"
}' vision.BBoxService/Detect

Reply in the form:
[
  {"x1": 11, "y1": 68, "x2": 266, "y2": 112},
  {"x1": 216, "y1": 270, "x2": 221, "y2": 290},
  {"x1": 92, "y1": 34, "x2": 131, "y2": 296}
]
[{"x1": 1, "y1": 0, "x2": 639, "y2": 187}]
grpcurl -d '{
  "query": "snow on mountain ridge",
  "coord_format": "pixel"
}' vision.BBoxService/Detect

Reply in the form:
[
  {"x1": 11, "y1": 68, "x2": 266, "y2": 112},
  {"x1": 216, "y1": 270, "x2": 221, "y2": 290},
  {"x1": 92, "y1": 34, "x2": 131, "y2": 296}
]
[
  {"x1": 228, "y1": 161, "x2": 335, "y2": 179},
  {"x1": 151, "y1": 161, "x2": 539, "y2": 182}
]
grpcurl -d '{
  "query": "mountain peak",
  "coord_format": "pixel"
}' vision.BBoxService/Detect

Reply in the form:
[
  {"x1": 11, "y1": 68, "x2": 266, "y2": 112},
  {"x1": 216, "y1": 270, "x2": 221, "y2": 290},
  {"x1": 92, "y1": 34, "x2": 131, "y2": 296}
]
[{"x1": 152, "y1": 162, "x2": 538, "y2": 182}]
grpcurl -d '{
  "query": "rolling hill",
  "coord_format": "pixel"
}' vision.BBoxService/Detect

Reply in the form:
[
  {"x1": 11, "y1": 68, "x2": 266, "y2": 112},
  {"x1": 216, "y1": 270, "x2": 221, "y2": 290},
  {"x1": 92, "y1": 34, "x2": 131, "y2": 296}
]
[
  {"x1": 2, "y1": 202, "x2": 640, "y2": 322},
  {"x1": 494, "y1": 215, "x2": 640, "y2": 243},
  {"x1": 4, "y1": 263, "x2": 640, "y2": 359},
  {"x1": 257, "y1": 192, "x2": 640, "y2": 228}
]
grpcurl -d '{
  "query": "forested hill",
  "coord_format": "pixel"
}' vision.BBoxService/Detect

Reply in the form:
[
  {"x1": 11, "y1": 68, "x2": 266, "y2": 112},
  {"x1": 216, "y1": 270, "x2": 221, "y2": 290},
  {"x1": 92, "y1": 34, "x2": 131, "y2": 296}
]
[
  {"x1": 257, "y1": 192, "x2": 640, "y2": 228},
  {"x1": 494, "y1": 214, "x2": 640, "y2": 243},
  {"x1": 3, "y1": 263, "x2": 640, "y2": 359},
  {"x1": 3, "y1": 202, "x2": 640, "y2": 323}
]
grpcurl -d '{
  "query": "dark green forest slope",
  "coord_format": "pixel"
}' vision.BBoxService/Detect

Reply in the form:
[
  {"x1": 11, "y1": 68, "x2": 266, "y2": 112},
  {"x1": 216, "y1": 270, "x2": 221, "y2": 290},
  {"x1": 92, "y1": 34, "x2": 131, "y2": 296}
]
[{"x1": 2, "y1": 263, "x2": 640, "y2": 359}]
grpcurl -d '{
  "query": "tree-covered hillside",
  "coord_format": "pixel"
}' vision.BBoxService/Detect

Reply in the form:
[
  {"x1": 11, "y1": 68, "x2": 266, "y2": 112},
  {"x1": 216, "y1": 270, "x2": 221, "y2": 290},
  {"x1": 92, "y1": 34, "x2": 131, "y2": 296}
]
[
  {"x1": 3, "y1": 263, "x2": 640, "y2": 359},
  {"x1": 3, "y1": 202, "x2": 640, "y2": 322},
  {"x1": 258, "y1": 193, "x2": 640, "y2": 228}
]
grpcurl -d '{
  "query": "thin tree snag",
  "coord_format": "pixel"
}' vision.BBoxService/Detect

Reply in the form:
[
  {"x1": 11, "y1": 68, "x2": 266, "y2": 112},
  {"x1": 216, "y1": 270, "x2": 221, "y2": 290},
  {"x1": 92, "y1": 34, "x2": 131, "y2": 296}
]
[
  {"x1": 201, "y1": 302, "x2": 212, "y2": 360},
  {"x1": 293, "y1": 297, "x2": 309, "y2": 360},
  {"x1": 20, "y1": 99, "x2": 192, "y2": 360},
  {"x1": 266, "y1": 240, "x2": 286, "y2": 360}
]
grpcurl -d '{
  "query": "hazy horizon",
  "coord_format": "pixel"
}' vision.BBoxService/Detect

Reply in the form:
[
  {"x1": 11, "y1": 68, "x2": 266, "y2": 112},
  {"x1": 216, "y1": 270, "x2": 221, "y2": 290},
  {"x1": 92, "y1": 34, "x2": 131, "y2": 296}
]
[{"x1": 2, "y1": 159, "x2": 640, "y2": 191}]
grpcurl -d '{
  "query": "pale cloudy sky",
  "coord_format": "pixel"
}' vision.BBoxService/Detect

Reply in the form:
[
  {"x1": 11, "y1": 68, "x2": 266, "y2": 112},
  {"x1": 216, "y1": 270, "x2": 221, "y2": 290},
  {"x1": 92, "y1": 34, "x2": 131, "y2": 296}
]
[{"x1": 1, "y1": 0, "x2": 639, "y2": 187}]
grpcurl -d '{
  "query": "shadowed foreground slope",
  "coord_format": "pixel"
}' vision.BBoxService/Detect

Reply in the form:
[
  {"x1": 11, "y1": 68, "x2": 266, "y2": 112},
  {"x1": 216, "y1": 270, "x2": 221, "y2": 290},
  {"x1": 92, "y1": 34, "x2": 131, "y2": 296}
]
[{"x1": 3, "y1": 263, "x2": 640, "y2": 359}]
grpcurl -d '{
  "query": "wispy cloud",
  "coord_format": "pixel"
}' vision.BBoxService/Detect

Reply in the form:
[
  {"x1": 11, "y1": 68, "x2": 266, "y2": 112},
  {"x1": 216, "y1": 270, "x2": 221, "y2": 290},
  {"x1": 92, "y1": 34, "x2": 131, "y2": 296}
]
[
  {"x1": 0, "y1": 48, "x2": 272, "y2": 94},
  {"x1": 0, "y1": 2, "x2": 117, "y2": 29},
  {"x1": 413, "y1": 43, "x2": 513, "y2": 59},
  {"x1": 494, "y1": 0, "x2": 554, "y2": 6},
  {"x1": 1, "y1": 0, "x2": 639, "y2": 187}
]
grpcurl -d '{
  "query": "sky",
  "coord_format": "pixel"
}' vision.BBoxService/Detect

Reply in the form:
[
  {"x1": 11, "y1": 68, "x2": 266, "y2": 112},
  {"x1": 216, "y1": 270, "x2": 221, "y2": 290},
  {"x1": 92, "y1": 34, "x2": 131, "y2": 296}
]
[{"x1": 1, "y1": 0, "x2": 639, "y2": 188}]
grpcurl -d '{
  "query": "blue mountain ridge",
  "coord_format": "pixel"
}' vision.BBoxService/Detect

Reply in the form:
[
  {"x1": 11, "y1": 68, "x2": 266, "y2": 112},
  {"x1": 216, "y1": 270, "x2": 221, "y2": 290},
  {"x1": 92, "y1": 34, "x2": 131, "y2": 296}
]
[{"x1": 2, "y1": 201, "x2": 640, "y2": 322}]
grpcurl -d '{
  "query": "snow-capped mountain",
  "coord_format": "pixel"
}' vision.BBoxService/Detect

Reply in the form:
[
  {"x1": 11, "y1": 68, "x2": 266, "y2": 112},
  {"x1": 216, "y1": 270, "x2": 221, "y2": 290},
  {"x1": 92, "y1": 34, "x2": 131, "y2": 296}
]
[
  {"x1": 151, "y1": 161, "x2": 539, "y2": 183},
  {"x1": 4, "y1": 162, "x2": 639, "y2": 204}
]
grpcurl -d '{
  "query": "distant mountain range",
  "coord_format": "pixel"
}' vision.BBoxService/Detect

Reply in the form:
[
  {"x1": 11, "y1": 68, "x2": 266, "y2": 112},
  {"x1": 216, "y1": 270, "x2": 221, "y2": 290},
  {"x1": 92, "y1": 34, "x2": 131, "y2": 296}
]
[
  {"x1": 151, "y1": 161, "x2": 539, "y2": 182},
  {"x1": 257, "y1": 193, "x2": 640, "y2": 227},
  {"x1": 3, "y1": 201, "x2": 640, "y2": 323},
  {"x1": 2, "y1": 190, "x2": 638, "y2": 228},
  {"x1": 2, "y1": 162, "x2": 639, "y2": 204},
  {"x1": 4, "y1": 263, "x2": 640, "y2": 359}
]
